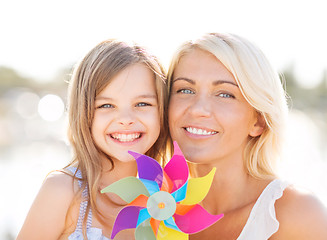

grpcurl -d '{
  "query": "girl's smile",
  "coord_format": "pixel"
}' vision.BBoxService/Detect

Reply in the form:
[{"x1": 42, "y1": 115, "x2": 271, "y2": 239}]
[{"x1": 109, "y1": 131, "x2": 142, "y2": 143}]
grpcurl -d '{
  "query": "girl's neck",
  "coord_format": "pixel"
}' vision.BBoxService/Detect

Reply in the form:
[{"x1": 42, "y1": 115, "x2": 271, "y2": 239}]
[
  {"x1": 98, "y1": 156, "x2": 138, "y2": 207},
  {"x1": 101, "y1": 156, "x2": 138, "y2": 186}
]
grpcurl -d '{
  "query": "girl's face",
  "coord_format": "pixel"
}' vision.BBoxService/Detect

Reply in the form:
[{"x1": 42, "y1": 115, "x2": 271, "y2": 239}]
[
  {"x1": 92, "y1": 63, "x2": 160, "y2": 163},
  {"x1": 168, "y1": 49, "x2": 263, "y2": 164}
]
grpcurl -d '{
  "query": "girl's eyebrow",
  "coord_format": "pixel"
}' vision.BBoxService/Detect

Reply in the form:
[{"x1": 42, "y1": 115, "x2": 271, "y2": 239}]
[
  {"x1": 136, "y1": 94, "x2": 157, "y2": 99},
  {"x1": 173, "y1": 77, "x2": 238, "y2": 87},
  {"x1": 95, "y1": 96, "x2": 113, "y2": 100},
  {"x1": 95, "y1": 94, "x2": 157, "y2": 100}
]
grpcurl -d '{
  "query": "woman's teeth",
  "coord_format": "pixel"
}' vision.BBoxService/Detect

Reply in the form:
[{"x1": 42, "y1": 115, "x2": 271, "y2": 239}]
[
  {"x1": 111, "y1": 133, "x2": 141, "y2": 142},
  {"x1": 185, "y1": 127, "x2": 217, "y2": 135}
]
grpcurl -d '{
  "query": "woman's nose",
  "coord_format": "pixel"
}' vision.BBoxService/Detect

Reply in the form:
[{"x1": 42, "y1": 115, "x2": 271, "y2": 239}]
[{"x1": 189, "y1": 95, "x2": 212, "y2": 118}]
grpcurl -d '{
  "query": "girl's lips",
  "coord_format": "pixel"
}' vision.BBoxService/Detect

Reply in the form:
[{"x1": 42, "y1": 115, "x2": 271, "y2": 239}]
[
  {"x1": 184, "y1": 126, "x2": 218, "y2": 136},
  {"x1": 109, "y1": 132, "x2": 142, "y2": 143}
]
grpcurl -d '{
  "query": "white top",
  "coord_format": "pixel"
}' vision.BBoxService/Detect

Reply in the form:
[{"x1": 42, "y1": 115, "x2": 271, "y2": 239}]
[
  {"x1": 66, "y1": 167, "x2": 111, "y2": 240},
  {"x1": 237, "y1": 179, "x2": 289, "y2": 240}
]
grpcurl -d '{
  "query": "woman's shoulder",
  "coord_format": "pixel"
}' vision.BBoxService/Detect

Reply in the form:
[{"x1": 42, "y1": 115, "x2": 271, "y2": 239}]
[
  {"x1": 272, "y1": 184, "x2": 327, "y2": 239},
  {"x1": 17, "y1": 170, "x2": 80, "y2": 240}
]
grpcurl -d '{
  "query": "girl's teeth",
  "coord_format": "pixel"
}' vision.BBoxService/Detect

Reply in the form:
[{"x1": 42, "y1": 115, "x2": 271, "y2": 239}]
[
  {"x1": 186, "y1": 127, "x2": 217, "y2": 135},
  {"x1": 111, "y1": 133, "x2": 140, "y2": 142}
]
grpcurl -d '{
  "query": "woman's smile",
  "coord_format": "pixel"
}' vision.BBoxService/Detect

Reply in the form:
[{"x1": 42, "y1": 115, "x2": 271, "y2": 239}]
[{"x1": 184, "y1": 126, "x2": 218, "y2": 136}]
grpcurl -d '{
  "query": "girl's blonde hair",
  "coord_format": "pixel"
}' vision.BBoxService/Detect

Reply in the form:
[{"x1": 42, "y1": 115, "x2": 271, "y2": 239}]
[
  {"x1": 168, "y1": 33, "x2": 289, "y2": 179},
  {"x1": 66, "y1": 39, "x2": 168, "y2": 232}
]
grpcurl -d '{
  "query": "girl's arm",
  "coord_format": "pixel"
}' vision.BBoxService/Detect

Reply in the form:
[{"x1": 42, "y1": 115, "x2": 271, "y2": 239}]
[
  {"x1": 272, "y1": 186, "x2": 327, "y2": 239},
  {"x1": 16, "y1": 172, "x2": 76, "y2": 240}
]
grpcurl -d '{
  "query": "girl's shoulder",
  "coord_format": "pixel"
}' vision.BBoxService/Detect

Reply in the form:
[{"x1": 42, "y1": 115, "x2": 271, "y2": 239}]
[
  {"x1": 44, "y1": 169, "x2": 80, "y2": 196},
  {"x1": 272, "y1": 184, "x2": 327, "y2": 239},
  {"x1": 17, "y1": 170, "x2": 80, "y2": 240}
]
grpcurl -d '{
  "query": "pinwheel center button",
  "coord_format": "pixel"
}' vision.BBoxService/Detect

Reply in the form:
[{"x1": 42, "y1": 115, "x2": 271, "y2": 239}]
[
  {"x1": 158, "y1": 202, "x2": 165, "y2": 209},
  {"x1": 147, "y1": 191, "x2": 176, "y2": 221}
]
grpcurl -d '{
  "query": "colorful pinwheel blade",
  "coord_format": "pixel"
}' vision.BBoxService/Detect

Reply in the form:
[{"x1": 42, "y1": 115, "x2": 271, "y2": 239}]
[
  {"x1": 174, "y1": 204, "x2": 224, "y2": 234},
  {"x1": 111, "y1": 206, "x2": 143, "y2": 239},
  {"x1": 101, "y1": 176, "x2": 149, "y2": 203},
  {"x1": 140, "y1": 178, "x2": 160, "y2": 195},
  {"x1": 135, "y1": 218, "x2": 157, "y2": 240},
  {"x1": 161, "y1": 171, "x2": 174, "y2": 192},
  {"x1": 137, "y1": 208, "x2": 151, "y2": 227},
  {"x1": 164, "y1": 141, "x2": 189, "y2": 192},
  {"x1": 150, "y1": 218, "x2": 161, "y2": 236},
  {"x1": 171, "y1": 181, "x2": 187, "y2": 202},
  {"x1": 164, "y1": 217, "x2": 180, "y2": 231},
  {"x1": 129, "y1": 151, "x2": 163, "y2": 188},
  {"x1": 180, "y1": 168, "x2": 216, "y2": 205},
  {"x1": 157, "y1": 221, "x2": 188, "y2": 240},
  {"x1": 175, "y1": 204, "x2": 195, "y2": 215},
  {"x1": 128, "y1": 194, "x2": 148, "y2": 208}
]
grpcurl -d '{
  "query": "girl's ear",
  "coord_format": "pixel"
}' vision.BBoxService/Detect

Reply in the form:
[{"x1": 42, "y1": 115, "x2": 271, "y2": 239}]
[{"x1": 249, "y1": 112, "x2": 266, "y2": 137}]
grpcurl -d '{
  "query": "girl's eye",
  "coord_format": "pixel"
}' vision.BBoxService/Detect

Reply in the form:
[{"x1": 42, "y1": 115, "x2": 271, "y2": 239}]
[
  {"x1": 136, "y1": 102, "x2": 151, "y2": 107},
  {"x1": 98, "y1": 104, "x2": 114, "y2": 109},
  {"x1": 177, "y1": 89, "x2": 195, "y2": 94},
  {"x1": 217, "y1": 93, "x2": 235, "y2": 98}
]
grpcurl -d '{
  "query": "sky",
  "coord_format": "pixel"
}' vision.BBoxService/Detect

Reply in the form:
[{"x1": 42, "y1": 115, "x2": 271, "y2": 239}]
[{"x1": 1, "y1": 0, "x2": 327, "y2": 88}]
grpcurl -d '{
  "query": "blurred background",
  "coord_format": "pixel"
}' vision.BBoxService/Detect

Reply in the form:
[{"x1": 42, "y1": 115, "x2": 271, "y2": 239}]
[{"x1": 1, "y1": 0, "x2": 326, "y2": 239}]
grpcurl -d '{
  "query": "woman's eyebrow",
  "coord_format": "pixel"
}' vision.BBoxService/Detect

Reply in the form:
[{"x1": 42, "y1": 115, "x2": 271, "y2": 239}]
[
  {"x1": 172, "y1": 77, "x2": 195, "y2": 84},
  {"x1": 213, "y1": 80, "x2": 239, "y2": 87},
  {"x1": 173, "y1": 77, "x2": 238, "y2": 87}
]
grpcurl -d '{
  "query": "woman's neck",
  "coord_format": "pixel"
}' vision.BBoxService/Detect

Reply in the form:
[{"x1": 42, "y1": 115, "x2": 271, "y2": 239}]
[{"x1": 189, "y1": 155, "x2": 263, "y2": 215}]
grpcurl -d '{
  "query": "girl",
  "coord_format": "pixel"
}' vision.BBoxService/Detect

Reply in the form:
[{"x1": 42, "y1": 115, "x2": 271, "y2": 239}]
[
  {"x1": 167, "y1": 33, "x2": 327, "y2": 239},
  {"x1": 17, "y1": 39, "x2": 168, "y2": 240}
]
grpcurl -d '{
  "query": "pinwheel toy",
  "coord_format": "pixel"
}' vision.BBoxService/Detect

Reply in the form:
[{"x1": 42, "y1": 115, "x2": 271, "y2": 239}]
[{"x1": 101, "y1": 141, "x2": 224, "y2": 240}]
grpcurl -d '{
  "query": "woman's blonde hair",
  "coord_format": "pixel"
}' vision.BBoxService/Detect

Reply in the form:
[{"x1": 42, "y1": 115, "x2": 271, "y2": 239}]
[
  {"x1": 66, "y1": 39, "x2": 168, "y2": 233},
  {"x1": 167, "y1": 33, "x2": 288, "y2": 179}
]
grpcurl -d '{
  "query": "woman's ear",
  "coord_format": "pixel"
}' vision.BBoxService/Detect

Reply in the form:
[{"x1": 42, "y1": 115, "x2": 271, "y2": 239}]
[{"x1": 249, "y1": 112, "x2": 266, "y2": 137}]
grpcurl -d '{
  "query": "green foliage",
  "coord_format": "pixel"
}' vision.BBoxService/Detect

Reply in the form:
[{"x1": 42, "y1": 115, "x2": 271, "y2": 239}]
[
  {"x1": 0, "y1": 66, "x2": 32, "y2": 90},
  {"x1": 282, "y1": 67, "x2": 327, "y2": 110},
  {"x1": 0, "y1": 65, "x2": 71, "y2": 97}
]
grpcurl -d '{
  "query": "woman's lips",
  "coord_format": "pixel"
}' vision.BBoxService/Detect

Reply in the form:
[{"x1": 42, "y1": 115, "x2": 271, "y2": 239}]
[{"x1": 184, "y1": 127, "x2": 218, "y2": 136}]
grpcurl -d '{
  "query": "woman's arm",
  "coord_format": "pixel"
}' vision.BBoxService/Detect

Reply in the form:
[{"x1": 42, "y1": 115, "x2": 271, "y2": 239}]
[
  {"x1": 272, "y1": 186, "x2": 327, "y2": 239},
  {"x1": 16, "y1": 172, "x2": 76, "y2": 240}
]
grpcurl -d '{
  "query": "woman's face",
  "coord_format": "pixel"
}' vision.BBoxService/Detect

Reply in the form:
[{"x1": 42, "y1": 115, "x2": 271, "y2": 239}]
[
  {"x1": 168, "y1": 48, "x2": 263, "y2": 164},
  {"x1": 92, "y1": 63, "x2": 160, "y2": 163}
]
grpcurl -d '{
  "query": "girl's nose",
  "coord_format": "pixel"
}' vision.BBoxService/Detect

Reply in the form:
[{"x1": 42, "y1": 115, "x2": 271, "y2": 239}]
[{"x1": 117, "y1": 110, "x2": 135, "y2": 126}]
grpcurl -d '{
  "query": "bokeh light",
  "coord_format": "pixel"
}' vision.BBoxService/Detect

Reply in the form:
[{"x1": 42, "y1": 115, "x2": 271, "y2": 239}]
[
  {"x1": 38, "y1": 94, "x2": 64, "y2": 122},
  {"x1": 15, "y1": 92, "x2": 39, "y2": 119}
]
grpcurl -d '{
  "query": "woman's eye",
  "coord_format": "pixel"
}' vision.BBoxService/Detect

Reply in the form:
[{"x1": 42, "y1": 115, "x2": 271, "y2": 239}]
[
  {"x1": 177, "y1": 89, "x2": 194, "y2": 94},
  {"x1": 136, "y1": 102, "x2": 151, "y2": 107},
  {"x1": 98, "y1": 104, "x2": 114, "y2": 109},
  {"x1": 218, "y1": 93, "x2": 235, "y2": 98}
]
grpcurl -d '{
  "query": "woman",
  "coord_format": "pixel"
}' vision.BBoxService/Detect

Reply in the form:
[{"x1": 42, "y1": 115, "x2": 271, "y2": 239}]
[{"x1": 167, "y1": 33, "x2": 327, "y2": 239}]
